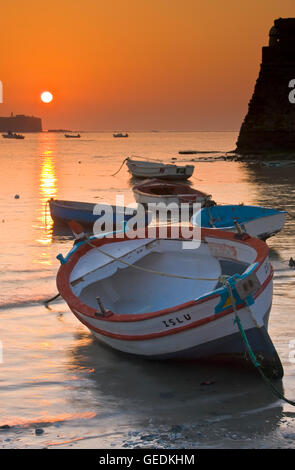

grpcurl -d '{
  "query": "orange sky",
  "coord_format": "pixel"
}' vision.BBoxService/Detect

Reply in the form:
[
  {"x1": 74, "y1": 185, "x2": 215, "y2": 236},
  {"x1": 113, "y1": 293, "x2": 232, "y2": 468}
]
[{"x1": 0, "y1": 0, "x2": 295, "y2": 130}]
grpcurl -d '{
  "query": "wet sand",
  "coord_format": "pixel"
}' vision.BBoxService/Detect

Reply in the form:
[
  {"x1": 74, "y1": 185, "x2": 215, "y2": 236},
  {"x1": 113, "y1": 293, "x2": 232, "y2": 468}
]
[{"x1": 0, "y1": 132, "x2": 295, "y2": 448}]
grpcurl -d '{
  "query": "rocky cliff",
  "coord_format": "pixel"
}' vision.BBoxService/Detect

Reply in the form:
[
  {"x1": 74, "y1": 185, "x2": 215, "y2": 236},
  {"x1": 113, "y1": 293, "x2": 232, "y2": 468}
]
[{"x1": 236, "y1": 18, "x2": 295, "y2": 156}]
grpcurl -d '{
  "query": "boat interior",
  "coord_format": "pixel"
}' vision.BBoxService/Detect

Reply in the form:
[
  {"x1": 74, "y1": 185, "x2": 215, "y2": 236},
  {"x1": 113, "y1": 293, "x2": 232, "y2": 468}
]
[
  {"x1": 71, "y1": 238, "x2": 253, "y2": 315},
  {"x1": 136, "y1": 182, "x2": 201, "y2": 196}
]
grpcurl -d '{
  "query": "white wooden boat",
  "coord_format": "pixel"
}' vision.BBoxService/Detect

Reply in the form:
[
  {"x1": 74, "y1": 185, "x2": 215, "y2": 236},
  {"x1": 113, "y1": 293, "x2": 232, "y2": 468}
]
[
  {"x1": 56, "y1": 226, "x2": 283, "y2": 378},
  {"x1": 126, "y1": 157, "x2": 194, "y2": 180},
  {"x1": 191, "y1": 205, "x2": 286, "y2": 241},
  {"x1": 132, "y1": 179, "x2": 212, "y2": 208}
]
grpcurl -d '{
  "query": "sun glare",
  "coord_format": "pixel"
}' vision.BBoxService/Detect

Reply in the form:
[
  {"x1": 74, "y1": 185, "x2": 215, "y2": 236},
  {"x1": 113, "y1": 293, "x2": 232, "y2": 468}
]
[{"x1": 41, "y1": 91, "x2": 53, "y2": 103}]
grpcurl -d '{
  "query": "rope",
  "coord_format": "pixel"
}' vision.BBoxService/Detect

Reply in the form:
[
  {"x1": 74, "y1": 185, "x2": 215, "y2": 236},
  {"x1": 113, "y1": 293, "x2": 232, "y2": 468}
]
[
  {"x1": 85, "y1": 238, "x2": 223, "y2": 282},
  {"x1": 222, "y1": 278, "x2": 295, "y2": 407},
  {"x1": 111, "y1": 158, "x2": 128, "y2": 176},
  {"x1": 44, "y1": 292, "x2": 61, "y2": 309}
]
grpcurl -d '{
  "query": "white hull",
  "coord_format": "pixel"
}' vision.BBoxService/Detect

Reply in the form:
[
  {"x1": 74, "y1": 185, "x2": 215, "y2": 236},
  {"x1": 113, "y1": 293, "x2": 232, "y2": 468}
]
[
  {"x1": 236, "y1": 213, "x2": 286, "y2": 239},
  {"x1": 76, "y1": 276, "x2": 272, "y2": 357},
  {"x1": 127, "y1": 158, "x2": 194, "y2": 180}
]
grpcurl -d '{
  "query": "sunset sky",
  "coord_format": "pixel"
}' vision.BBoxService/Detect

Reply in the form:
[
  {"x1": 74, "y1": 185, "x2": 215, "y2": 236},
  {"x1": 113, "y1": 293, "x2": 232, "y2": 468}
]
[{"x1": 0, "y1": 0, "x2": 295, "y2": 130}]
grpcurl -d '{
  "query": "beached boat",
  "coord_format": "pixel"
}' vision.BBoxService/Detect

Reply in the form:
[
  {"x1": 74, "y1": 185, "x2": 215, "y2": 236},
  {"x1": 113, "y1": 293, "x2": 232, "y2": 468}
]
[
  {"x1": 2, "y1": 132, "x2": 25, "y2": 139},
  {"x1": 132, "y1": 179, "x2": 212, "y2": 208},
  {"x1": 65, "y1": 133, "x2": 80, "y2": 138},
  {"x1": 49, "y1": 198, "x2": 151, "y2": 229},
  {"x1": 113, "y1": 133, "x2": 128, "y2": 138},
  {"x1": 56, "y1": 225, "x2": 283, "y2": 378},
  {"x1": 126, "y1": 157, "x2": 194, "y2": 180},
  {"x1": 191, "y1": 205, "x2": 286, "y2": 241}
]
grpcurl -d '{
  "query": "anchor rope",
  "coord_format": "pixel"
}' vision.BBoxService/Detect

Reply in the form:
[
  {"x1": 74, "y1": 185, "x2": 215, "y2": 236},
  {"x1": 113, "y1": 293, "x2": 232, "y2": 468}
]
[
  {"x1": 111, "y1": 158, "x2": 128, "y2": 176},
  {"x1": 223, "y1": 278, "x2": 295, "y2": 407}
]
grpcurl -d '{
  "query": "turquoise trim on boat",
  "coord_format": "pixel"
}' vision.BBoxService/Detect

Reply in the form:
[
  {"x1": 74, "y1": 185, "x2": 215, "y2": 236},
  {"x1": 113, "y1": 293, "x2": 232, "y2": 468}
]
[
  {"x1": 56, "y1": 222, "x2": 128, "y2": 265},
  {"x1": 195, "y1": 262, "x2": 258, "y2": 314},
  {"x1": 192, "y1": 204, "x2": 286, "y2": 230}
]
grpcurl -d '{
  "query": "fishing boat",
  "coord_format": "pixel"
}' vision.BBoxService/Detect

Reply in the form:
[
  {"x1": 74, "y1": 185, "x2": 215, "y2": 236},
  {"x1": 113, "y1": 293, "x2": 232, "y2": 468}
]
[
  {"x1": 56, "y1": 225, "x2": 283, "y2": 379},
  {"x1": 126, "y1": 157, "x2": 194, "y2": 180},
  {"x1": 132, "y1": 179, "x2": 212, "y2": 208},
  {"x1": 113, "y1": 133, "x2": 129, "y2": 138},
  {"x1": 191, "y1": 205, "x2": 286, "y2": 241},
  {"x1": 65, "y1": 133, "x2": 80, "y2": 138},
  {"x1": 2, "y1": 131, "x2": 25, "y2": 139},
  {"x1": 49, "y1": 199, "x2": 151, "y2": 229}
]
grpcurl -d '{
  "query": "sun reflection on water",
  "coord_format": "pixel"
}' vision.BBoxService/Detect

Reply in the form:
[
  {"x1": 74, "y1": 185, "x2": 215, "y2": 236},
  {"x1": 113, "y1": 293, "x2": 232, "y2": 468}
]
[{"x1": 35, "y1": 136, "x2": 58, "y2": 262}]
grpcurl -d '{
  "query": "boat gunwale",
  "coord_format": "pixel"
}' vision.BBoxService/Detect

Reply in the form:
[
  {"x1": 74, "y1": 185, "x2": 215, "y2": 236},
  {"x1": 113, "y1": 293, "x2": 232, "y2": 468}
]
[
  {"x1": 132, "y1": 181, "x2": 210, "y2": 199},
  {"x1": 127, "y1": 158, "x2": 194, "y2": 171},
  {"x1": 56, "y1": 227, "x2": 269, "y2": 324},
  {"x1": 49, "y1": 199, "x2": 133, "y2": 214}
]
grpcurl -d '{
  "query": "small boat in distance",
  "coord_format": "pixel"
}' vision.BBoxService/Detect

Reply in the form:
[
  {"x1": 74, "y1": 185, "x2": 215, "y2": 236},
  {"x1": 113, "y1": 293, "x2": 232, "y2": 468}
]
[
  {"x1": 132, "y1": 179, "x2": 213, "y2": 208},
  {"x1": 113, "y1": 132, "x2": 129, "y2": 138},
  {"x1": 2, "y1": 131, "x2": 25, "y2": 139},
  {"x1": 191, "y1": 205, "x2": 286, "y2": 241},
  {"x1": 126, "y1": 157, "x2": 194, "y2": 180},
  {"x1": 49, "y1": 198, "x2": 151, "y2": 230},
  {"x1": 178, "y1": 150, "x2": 198, "y2": 155},
  {"x1": 65, "y1": 133, "x2": 80, "y2": 138},
  {"x1": 56, "y1": 225, "x2": 283, "y2": 379}
]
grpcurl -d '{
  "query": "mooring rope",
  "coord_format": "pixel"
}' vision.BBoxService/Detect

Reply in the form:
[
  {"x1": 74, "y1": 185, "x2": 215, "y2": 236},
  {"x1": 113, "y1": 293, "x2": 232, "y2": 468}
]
[
  {"x1": 44, "y1": 292, "x2": 61, "y2": 309},
  {"x1": 111, "y1": 158, "x2": 128, "y2": 176},
  {"x1": 223, "y1": 278, "x2": 295, "y2": 406}
]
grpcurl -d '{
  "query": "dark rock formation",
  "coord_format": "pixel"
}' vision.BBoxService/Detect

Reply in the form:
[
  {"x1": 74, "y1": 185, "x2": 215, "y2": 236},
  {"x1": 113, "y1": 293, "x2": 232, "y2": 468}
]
[
  {"x1": 0, "y1": 113, "x2": 42, "y2": 132},
  {"x1": 236, "y1": 18, "x2": 295, "y2": 156}
]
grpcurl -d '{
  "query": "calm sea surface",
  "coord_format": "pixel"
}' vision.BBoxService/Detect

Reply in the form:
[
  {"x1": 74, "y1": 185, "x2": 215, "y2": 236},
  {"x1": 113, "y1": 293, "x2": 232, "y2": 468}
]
[{"x1": 0, "y1": 131, "x2": 295, "y2": 448}]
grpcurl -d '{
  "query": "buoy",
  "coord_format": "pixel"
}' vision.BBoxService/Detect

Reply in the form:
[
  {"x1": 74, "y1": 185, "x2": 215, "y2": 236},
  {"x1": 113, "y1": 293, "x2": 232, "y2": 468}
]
[{"x1": 289, "y1": 257, "x2": 295, "y2": 268}]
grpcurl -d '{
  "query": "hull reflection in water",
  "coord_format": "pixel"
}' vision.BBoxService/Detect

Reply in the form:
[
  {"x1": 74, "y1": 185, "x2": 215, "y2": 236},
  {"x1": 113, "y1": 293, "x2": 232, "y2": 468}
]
[{"x1": 56, "y1": 227, "x2": 283, "y2": 379}]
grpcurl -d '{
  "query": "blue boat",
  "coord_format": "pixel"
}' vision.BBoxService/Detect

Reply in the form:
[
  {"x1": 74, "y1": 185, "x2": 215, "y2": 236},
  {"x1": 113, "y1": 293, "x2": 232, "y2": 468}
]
[
  {"x1": 191, "y1": 204, "x2": 286, "y2": 240},
  {"x1": 49, "y1": 198, "x2": 151, "y2": 231}
]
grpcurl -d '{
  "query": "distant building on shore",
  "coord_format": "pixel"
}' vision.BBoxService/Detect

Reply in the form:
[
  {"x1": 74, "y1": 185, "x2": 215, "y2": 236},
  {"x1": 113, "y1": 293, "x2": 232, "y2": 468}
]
[{"x1": 0, "y1": 113, "x2": 42, "y2": 132}]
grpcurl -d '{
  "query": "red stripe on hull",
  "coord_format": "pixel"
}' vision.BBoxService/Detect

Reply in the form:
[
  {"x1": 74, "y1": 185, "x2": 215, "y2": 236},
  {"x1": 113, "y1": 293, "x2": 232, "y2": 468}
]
[{"x1": 70, "y1": 270, "x2": 272, "y2": 341}]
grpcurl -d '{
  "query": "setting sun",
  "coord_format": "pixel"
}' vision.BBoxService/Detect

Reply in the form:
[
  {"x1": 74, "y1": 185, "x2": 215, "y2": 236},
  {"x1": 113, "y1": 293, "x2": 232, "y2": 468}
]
[{"x1": 41, "y1": 91, "x2": 53, "y2": 103}]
